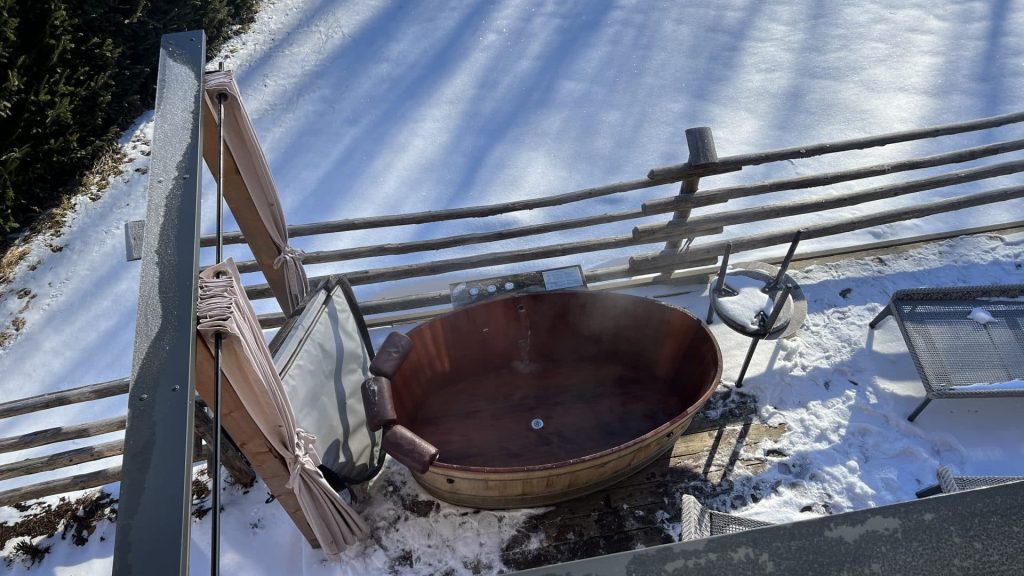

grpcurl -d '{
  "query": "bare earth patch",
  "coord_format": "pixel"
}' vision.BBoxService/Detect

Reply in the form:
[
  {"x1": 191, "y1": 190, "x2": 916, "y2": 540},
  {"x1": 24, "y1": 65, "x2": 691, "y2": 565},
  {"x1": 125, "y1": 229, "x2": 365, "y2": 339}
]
[{"x1": 1, "y1": 491, "x2": 117, "y2": 568}]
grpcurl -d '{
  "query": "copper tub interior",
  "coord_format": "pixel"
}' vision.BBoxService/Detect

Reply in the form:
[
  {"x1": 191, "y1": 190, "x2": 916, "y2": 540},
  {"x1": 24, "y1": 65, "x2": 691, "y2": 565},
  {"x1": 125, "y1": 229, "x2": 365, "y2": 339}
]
[{"x1": 391, "y1": 291, "x2": 721, "y2": 470}]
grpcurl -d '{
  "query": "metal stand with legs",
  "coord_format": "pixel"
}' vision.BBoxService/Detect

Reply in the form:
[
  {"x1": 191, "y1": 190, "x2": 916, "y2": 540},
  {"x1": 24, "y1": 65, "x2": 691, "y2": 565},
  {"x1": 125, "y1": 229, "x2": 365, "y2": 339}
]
[{"x1": 708, "y1": 231, "x2": 805, "y2": 388}]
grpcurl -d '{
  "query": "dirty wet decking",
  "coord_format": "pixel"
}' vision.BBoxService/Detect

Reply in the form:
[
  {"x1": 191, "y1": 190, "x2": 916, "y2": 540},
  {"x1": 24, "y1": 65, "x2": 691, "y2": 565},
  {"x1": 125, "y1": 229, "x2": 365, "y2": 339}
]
[{"x1": 498, "y1": 390, "x2": 785, "y2": 571}]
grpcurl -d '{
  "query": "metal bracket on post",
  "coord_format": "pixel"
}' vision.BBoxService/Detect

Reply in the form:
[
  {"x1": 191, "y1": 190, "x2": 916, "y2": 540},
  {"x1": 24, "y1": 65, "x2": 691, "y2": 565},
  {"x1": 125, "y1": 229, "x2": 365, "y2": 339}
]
[
  {"x1": 124, "y1": 220, "x2": 145, "y2": 262},
  {"x1": 113, "y1": 30, "x2": 206, "y2": 576},
  {"x1": 664, "y1": 127, "x2": 719, "y2": 252}
]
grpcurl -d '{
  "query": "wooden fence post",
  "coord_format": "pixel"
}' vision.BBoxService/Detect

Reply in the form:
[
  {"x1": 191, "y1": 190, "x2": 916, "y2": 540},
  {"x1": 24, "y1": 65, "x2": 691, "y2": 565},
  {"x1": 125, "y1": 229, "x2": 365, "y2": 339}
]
[
  {"x1": 193, "y1": 399, "x2": 256, "y2": 487},
  {"x1": 664, "y1": 127, "x2": 719, "y2": 251}
]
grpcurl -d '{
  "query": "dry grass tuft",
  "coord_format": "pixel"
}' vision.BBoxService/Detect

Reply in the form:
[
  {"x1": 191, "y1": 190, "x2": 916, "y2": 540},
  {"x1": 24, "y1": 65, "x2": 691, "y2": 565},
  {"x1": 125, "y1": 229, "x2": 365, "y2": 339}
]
[
  {"x1": 0, "y1": 244, "x2": 31, "y2": 285},
  {"x1": 0, "y1": 142, "x2": 129, "y2": 289},
  {"x1": 1, "y1": 491, "x2": 116, "y2": 567}
]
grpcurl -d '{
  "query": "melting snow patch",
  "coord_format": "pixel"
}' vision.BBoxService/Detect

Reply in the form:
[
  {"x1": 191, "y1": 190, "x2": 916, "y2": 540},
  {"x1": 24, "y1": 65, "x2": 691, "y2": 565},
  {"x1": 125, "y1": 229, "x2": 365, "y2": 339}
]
[
  {"x1": 824, "y1": 516, "x2": 902, "y2": 543},
  {"x1": 716, "y1": 274, "x2": 775, "y2": 328},
  {"x1": 967, "y1": 307, "x2": 996, "y2": 325},
  {"x1": 955, "y1": 379, "x2": 1024, "y2": 392}
]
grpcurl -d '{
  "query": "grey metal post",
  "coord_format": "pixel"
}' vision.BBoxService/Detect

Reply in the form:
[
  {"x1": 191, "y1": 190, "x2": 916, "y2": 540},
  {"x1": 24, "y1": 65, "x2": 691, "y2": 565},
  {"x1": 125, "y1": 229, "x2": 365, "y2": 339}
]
[
  {"x1": 112, "y1": 30, "x2": 206, "y2": 576},
  {"x1": 664, "y1": 127, "x2": 718, "y2": 252}
]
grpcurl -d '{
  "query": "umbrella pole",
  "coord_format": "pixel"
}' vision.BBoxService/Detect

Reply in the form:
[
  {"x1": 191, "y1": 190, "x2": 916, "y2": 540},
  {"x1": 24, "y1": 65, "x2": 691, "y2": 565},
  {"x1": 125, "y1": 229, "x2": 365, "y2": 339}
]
[{"x1": 212, "y1": 70, "x2": 229, "y2": 576}]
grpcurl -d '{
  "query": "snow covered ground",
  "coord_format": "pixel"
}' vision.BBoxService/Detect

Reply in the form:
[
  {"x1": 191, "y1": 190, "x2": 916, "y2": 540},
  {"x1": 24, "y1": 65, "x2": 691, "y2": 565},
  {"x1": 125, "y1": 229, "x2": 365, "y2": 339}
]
[{"x1": 2, "y1": 0, "x2": 1024, "y2": 573}]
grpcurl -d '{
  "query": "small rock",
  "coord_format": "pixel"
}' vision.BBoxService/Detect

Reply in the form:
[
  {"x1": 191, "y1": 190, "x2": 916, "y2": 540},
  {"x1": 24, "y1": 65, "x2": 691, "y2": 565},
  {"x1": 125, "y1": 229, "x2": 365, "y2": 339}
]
[{"x1": 799, "y1": 502, "x2": 833, "y2": 515}]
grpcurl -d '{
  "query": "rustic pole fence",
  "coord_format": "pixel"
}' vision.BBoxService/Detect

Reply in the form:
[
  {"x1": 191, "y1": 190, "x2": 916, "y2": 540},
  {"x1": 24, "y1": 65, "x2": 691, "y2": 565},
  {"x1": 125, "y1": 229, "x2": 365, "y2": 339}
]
[
  {"x1": 0, "y1": 386, "x2": 253, "y2": 505},
  {"x1": 241, "y1": 156, "x2": 1024, "y2": 301},
  {"x1": 5, "y1": 105, "x2": 1024, "y2": 513}
]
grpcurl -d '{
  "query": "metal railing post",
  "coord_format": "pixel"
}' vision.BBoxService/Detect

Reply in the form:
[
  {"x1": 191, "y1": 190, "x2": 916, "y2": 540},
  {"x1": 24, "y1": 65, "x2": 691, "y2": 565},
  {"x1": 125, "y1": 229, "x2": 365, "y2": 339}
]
[{"x1": 113, "y1": 30, "x2": 206, "y2": 576}]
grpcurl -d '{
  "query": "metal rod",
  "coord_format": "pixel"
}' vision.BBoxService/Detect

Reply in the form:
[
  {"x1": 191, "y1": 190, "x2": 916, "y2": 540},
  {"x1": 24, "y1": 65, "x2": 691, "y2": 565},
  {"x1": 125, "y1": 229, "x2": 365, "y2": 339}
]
[
  {"x1": 215, "y1": 62, "x2": 226, "y2": 264},
  {"x1": 734, "y1": 339, "x2": 760, "y2": 388},
  {"x1": 736, "y1": 284, "x2": 792, "y2": 388},
  {"x1": 212, "y1": 83, "x2": 229, "y2": 576},
  {"x1": 764, "y1": 284, "x2": 793, "y2": 333},
  {"x1": 706, "y1": 242, "x2": 732, "y2": 325},
  {"x1": 907, "y1": 397, "x2": 933, "y2": 422},
  {"x1": 768, "y1": 230, "x2": 803, "y2": 290},
  {"x1": 869, "y1": 304, "x2": 893, "y2": 329}
]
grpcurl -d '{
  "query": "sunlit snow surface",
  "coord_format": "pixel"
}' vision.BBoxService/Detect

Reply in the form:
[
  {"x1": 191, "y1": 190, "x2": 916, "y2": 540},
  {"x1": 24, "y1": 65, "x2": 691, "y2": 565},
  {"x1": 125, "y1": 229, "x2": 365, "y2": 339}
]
[
  {"x1": 956, "y1": 379, "x2": 1024, "y2": 392},
  {"x1": 2, "y1": 0, "x2": 1024, "y2": 573}
]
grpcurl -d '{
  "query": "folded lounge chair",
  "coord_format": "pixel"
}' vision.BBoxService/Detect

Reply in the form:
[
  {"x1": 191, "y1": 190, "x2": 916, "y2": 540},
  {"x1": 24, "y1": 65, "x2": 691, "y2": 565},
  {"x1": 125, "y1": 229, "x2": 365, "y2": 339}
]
[
  {"x1": 915, "y1": 466, "x2": 1024, "y2": 498},
  {"x1": 869, "y1": 284, "x2": 1024, "y2": 421}
]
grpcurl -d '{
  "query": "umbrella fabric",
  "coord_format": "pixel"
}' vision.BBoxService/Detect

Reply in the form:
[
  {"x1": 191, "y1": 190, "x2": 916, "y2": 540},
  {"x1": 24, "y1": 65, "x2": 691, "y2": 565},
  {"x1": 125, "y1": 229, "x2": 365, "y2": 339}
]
[
  {"x1": 196, "y1": 259, "x2": 368, "y2": 559},
  {"x1": 202, "y1": 70, "x2": 307, "y2": 314}
]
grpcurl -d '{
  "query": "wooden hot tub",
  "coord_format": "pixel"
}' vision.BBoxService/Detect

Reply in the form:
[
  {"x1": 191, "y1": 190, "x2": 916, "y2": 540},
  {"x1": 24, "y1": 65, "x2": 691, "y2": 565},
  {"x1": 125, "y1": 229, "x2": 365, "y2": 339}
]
[{"x1": 390, "y1": 291, "x2": 722, "y2": 508}]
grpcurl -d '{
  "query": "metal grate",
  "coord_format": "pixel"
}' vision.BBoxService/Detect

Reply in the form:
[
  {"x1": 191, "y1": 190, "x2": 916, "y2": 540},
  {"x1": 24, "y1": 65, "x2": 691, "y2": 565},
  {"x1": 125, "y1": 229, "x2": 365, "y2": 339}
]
[
  {"x1": 708, "y1": 511, "x2": 774, "y2": 535},
  {"x1": 890, "y1": 285, "x2": 1024, "y2": 399},
  {"x1": 680, "y1": 494, "x2": 774, "y2": 541},
  {"x1": 938, "y1": 466, "x2": 1024, "y2": 494}
]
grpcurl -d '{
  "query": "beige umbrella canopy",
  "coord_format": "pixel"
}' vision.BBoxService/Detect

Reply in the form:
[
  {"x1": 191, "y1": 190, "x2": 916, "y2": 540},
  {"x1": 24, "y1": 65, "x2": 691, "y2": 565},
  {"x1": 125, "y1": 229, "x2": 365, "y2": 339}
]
[
  {"x1": 202, "y1": 70, "x2": 307, "y2": 315},
  {"x1": 195, "y1": 260, "x2": 369, "y2": 559}
]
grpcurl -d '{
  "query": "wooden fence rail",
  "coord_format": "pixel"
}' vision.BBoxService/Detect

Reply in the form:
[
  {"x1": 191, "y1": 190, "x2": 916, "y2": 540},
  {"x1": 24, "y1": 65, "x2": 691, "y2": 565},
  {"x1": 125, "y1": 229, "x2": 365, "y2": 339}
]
[
  {"x1": 0, "y1": 379, "x2": 130, "y2": 421},
  {"x1": 0, "y1": 446, "x2": 215, "y2": 508},
  {"x1": 649, "y1": 109, "x2": 1024, "y2": 179},
  {"x1": 0, "y1": 439, "x2": 124, "y2": 482},
  {"x1": 0, "y1": 380, "x2": 253, "y2": 507},
  {"x1": 242, "y1": 157, "x2": 1024, "y2": 301},
  {"x1": 628, "y1": 184, "x2": 1024, "y2": 271},
  {"x1": 0, "y1": 466, "x2": 124, "y2": 508},
  {"x1": 633, "y1": 159, "x2": 1024, "y2": 239},
  {"x1": 0, "y1": 416, "x2": 126, "y2": 454},
  {"x1": 229, "y1": 207, "x2": 648, "y2": 274},
  {"x1": 203, "y1": 109, "x2": 1024, "y2": 249},
  {"x1": 642, "y1": 138, "x2": 1024, "y2": 213},
  {"x1": 199, "y1": 163, "x2": 737, "y2": 248}
]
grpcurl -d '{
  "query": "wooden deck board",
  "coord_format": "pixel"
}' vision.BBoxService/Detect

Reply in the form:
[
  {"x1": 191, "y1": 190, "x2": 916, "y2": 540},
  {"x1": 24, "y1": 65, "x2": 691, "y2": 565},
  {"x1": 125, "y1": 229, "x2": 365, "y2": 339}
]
[{"x1": 499, "y1": 390, "x2": 785, "y2": 571}]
